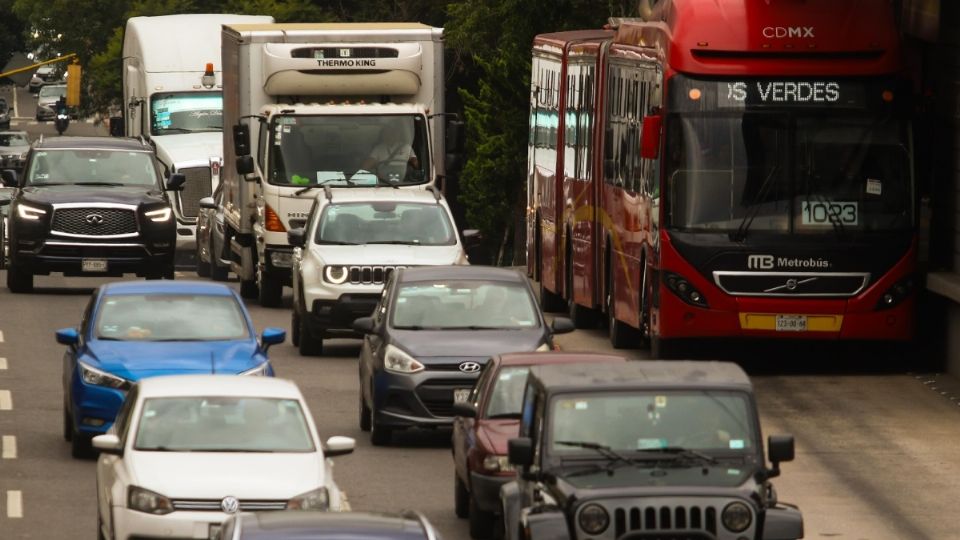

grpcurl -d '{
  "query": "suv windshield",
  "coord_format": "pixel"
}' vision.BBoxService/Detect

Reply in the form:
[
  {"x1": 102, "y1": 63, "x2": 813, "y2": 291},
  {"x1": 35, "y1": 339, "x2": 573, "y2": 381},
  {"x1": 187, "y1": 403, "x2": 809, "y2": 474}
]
[
  {"x1": 549, "y1": 391, "x2": 755, "y2": 454},
  {"x1": 38, "y1": 84, "x2": 66, "y2": 100},
  {"x1": 134, "y1": 397, "x2": 315, "y2": 453},
  {"x1": 392, "y1": 280, "x2": 539, "y2": 330},
  {"x1": 95, "y1": 294, "x2": 250, "y2": 341},
  {"x1": 268, "y1": 114, "x2": 430, "y2": 187},
  {"x1": 316, "y1": 201, "x2": 454, "y2": 246},
  {"x1": 25, "y1": 149, "x2": 159, "y2": 187},
  {"x1": 150, "y1": 92, "x2": 222, "y2": 135}
]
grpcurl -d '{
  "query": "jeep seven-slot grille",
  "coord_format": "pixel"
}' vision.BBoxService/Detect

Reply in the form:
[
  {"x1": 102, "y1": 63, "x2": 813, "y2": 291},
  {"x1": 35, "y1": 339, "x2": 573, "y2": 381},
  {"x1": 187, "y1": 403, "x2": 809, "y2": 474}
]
[
  {"x1": 177, "y1": 166, "x2": 212, "y2": 219},
  {"x1": 613, "y1": 505, "x2": 717, "y2": 538},
  {"x1": 170, "y1": 499, "x2": 287, "y2": 512},
  {"x1": 52, "y1": 208, "x2": 137, "y2": 237},
  {"x1": 348, "y1": 265, "x2": 411, "y2": 284}
]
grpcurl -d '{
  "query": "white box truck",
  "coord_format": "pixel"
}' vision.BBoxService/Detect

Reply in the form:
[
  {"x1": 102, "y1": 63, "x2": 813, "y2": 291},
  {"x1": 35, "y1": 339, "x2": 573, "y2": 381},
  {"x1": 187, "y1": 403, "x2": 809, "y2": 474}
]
[
  {"x1": 120, "y1": 13, "x2": 273, "y2": 266},
  {"x1": 221, "y1": 23, "x2": 456, "y2": 306}
]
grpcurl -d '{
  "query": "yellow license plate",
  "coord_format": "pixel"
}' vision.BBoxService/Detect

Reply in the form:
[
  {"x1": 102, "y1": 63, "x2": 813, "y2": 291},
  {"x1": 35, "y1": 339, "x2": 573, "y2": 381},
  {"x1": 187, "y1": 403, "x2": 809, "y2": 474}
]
[{"x1": 739, "y1": 313, "x2": 842, "y2": 332}]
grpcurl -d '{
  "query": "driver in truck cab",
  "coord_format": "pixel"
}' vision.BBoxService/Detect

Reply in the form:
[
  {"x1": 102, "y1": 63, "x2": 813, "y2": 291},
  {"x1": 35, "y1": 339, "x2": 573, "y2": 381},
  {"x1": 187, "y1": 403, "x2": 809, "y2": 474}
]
[{"x1": 361, "y1": 123, "x2": 421, "y2": 183}]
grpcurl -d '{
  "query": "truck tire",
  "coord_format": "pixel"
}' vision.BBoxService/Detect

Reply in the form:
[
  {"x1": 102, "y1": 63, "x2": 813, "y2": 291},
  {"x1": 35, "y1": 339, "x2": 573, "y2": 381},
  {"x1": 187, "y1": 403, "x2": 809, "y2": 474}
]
[
  {"x1": 258, "y1": 269, "x2": 283, "y2": 308},
  {"x1": 6, "y1": 261, "x2": 33, "y2": 293},
  {"x1": 240, "y1": 279, "x2": 258, "y2": 299},
  {"x1": 298, "y1": 314, "x2": 323, "y2": 356},
  {"x1": 210, "y1": 260, "x2": 229, "y2": 281}
]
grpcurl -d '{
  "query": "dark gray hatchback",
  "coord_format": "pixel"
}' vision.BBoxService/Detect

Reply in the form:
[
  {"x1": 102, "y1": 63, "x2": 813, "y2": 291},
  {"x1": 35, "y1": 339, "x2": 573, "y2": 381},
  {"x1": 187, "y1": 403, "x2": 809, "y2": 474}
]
[{"x1": 354, "y1": 265, "x2": 575, "y2": 446}]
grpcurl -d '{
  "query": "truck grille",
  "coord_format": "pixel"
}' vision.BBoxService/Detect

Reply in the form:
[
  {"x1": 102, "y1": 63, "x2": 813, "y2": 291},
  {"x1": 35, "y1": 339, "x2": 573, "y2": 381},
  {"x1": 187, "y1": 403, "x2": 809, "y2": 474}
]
[
  {"x1": 613, "y1": 505, "x2": 717, "y2": 538},
  {"x1": 170, "y1": 498, "x2": 287, "y2": 512},
  {"x1": 348, "y1": 265, "x2": 411, "y2": 284},
  {"x1": 177, "y1": 166, "x2": 212, "y2": 219},
  {"x1": 712, "y1": 271, "x2": 871, "y2": 297},
  {"x1": 51, "y1": 208, "x2": 138, "y2": 237}
]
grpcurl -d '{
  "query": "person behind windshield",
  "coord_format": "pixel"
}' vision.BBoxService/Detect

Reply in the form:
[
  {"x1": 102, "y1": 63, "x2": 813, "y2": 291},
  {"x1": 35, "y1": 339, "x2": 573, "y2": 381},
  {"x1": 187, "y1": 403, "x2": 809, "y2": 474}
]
[{"x1": 360, "y1": 125, "x2": 420, "y2": 182}]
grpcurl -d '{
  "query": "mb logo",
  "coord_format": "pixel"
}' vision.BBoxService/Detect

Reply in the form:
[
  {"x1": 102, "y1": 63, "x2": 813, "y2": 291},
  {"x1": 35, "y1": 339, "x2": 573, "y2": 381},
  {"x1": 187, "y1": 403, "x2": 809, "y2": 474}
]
[{"x1": 747, "y1": 255, "x2": 774, "y2": 270}]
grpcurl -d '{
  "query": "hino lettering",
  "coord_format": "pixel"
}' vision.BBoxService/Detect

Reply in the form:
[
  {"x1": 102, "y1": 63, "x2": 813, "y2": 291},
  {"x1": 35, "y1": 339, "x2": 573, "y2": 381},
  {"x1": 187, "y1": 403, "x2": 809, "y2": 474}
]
[
  {"x1": 318, "y1": 59, "x2": 377, "y2": 68},
  {"x1": 762, "y1": 26, "x2": 815, "y2": 38}
]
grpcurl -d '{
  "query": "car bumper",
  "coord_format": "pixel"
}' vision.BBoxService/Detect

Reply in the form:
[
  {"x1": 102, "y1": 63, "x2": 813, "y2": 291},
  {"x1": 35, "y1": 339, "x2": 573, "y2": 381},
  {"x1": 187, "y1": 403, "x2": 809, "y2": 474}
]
[
  {"x1": 306, "y1": 294, "x2": 381, "y2": 334},
  {"x1": 470, "y1": 471, "x2": 513, "y2": 513},
  {"x1": 112, "y1": 507, "x2": 229, "y2": 540},
  {"x1": 372, "y1": 368, "x2": 483, "y2": 429},
  {"x1": 12, "y1": 239, "x2": 174, "y2": 276},
  {"x1": 70, "y1": 375, "x2": 126, "y2": 437}
]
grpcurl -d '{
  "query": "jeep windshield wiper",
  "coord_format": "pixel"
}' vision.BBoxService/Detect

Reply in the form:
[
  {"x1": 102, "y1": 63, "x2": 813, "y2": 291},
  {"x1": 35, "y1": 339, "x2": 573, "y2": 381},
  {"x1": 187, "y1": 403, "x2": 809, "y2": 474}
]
[
  {"x1": 365, "y1": 240, "x2": 421, "y2": 245},
  {"x1": 637, "y1": 446, "x2": 718, "y2": 465},
  {"x1": 316, "y1": 240, "x2": 358, "y2": 245},
  {"x1": 555, "y1": 440, "x2": 634, "y2": 467},
  {"x1": 74, "y1": 182, "x2": 126, "y2": 187}
]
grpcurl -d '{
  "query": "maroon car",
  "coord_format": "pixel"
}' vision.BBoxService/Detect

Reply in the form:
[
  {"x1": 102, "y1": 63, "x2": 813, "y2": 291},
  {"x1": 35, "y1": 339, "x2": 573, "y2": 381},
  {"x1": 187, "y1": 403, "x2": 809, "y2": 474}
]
[{"x1": 451, "y1": 351, "x2": 626, "y2": 539}]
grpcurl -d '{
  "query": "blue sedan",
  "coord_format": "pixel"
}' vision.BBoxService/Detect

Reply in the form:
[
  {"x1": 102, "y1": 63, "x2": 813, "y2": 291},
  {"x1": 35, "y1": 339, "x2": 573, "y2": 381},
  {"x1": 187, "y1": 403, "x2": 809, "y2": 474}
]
[{"x1": 56, "y1": 280, "x2": 285, "y2": 458}]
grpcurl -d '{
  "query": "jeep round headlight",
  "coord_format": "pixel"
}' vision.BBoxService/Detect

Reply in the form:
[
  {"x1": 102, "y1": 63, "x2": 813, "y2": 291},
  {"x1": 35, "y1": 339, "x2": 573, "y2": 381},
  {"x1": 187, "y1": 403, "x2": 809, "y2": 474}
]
[
  {"x1": 578, "y1": 503, "x2": 609, "y2": 535},
  {"x1": 722, "y1": 501, "x2": 752, "y2": 532},
  {"x1": 324, "y1": 265, "x2": 348, "y2": 284}
]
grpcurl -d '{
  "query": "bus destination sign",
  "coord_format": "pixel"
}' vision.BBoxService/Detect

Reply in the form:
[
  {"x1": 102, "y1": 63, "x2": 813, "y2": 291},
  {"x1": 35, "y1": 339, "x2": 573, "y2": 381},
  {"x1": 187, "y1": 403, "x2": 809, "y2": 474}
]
[{"x1": 717, "y1": 80, "x2": 865, "y2": 108}]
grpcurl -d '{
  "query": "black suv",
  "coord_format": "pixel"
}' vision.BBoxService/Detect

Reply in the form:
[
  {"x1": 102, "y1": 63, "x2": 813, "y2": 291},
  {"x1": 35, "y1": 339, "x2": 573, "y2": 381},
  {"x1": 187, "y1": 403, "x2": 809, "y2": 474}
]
[
  {"x1": 501, "y1": 362, "x2": 803, "y2": 540},
  {"x1": 0, "y1": 136, "x2": 182, "y2": 292}
]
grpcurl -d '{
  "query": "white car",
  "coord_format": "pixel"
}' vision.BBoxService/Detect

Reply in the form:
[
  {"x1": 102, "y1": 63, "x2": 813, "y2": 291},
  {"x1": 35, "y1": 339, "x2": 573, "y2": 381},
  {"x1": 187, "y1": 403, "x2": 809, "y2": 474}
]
[
  {"x1": 289, "y1": 186, "x2": 479, "y2": 356},
  {"x1": 93, "y1": 375, "x2": 355, "y2": 540}
]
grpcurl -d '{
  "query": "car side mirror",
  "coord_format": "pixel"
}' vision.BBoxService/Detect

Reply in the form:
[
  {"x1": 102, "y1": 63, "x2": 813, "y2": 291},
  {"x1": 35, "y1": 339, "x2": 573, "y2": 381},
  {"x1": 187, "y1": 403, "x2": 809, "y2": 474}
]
[
  {"x1": 352, "y1": 316, "x2": 375, "y2": 335},
  {"x1": 640, "y1": 114, "x2": 663, "y2": 159},
  {"x1": 55, "y1": 327, "x2": 80, "y2": 346},
  {"x1": 550, "y1": 317, "x2": 575, "y2": 335},
  {"x1": 198, "y1": 196, "x2": 217, "y2": 210},
  {"x1": 766, "y1": 434, "x2": 795, "y2": 479},
  {"x1": 260, "y1": 327, "x2": 286, "y2": 351},
  {"x1": 508, "y1": 437, "x2": 534, "y2": 467},
  {"x1": 92, "y1": 434, "x2": 123, "y2": 456},
  {"x1": 236, "y1": 155, "x2": 255, "y2": 177},
  {"x1": 324, "y1": 436, "x2": 355, "y2": 457},
  {"x1": 165, "y1": 173, "x2": 186, "y2": 191},
  {"x1": 287, "y1": 227, "x2": 306, "y2": 248},
  {"x1": 1, "y1": 169, "x2": 18, "y2": 188},
  {"x1": 452, "y1": 400, "x2": 477, "y2": 418},
  {"x1": 462, "y1": 229, "x2": 483, "y2": 248},
  {"x1": 233, "y1": 123, "x2": 251, "y2": 156},
  {"x1": 109, "y1": 116, "x2": 124, "y2": 137}
]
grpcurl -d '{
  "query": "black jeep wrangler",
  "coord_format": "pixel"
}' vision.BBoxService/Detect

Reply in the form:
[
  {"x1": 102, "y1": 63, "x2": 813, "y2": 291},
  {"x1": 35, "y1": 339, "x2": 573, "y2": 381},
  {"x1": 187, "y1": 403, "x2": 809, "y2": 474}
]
[
  {"x1": 500, "y1": 362, "x2": 803, "y2": 540},
  {"x1": 0, "y1": 136, "x2": 182, "y2": 292}
]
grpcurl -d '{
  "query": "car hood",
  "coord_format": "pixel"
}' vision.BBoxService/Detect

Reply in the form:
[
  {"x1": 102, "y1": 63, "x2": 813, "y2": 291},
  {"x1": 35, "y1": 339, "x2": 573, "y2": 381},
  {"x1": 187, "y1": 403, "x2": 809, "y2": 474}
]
[
  {"x1": 0, "y1": 145, "x2": 28, "y2": 156},
  {"x1": 561, "y1": 463, "x2": 755, "y2": 490},
  {"x1": 20, "y1": 185, "x2": 165, "y2": 206},
  {"x1": 129, "y1": 451, "x2": 324, "y2": 499},
  {"x1": 310, "y1": 244, "x2": 464, "y2": 266},
  {"x1": 392, "y1": 329, "x2": 545, "y2": 358},
  {"x1": 85, "y1": 340, "x2": 262, "y2": 379},
  {"x1": 478, "y1": 419, "x2": 520, "y2": 455},
  {"x1": 152, "y1": 132, "x2": 223, "y2": 167}
]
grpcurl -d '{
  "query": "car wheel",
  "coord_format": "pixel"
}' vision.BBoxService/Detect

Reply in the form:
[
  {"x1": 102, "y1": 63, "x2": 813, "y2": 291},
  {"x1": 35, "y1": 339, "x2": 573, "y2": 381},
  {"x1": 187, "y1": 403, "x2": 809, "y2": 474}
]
[
  {"x1": 195, "y1": 242, "x2": 211, "y2": 277},
  {"x1": 240, "y1": 279, "x2": 258, "y2": 299},
  {"x1": 454, "y1": 475, "x2": 469, "y2": 519},
  {"x1": 258, "y1": 266, "x2": 284, "y2": 308},
  {"x1": 63, "y1": 406, "x2": 73, "y2": 442},
  {"x1": 71, "y1": 431, "x2": 94, "y2": 460},
  {"x1": 298, "y1": 314, "x2": 323, "y2": 356},
  {"x1": 291, "y1": 311, "x2": 301, "y2": 347},
  {"x1": 6, "y1": 261, "x2": 33, "y2": 293},
  {"x1": 359, "y1": 391, "x2": 371, "y2": 432},
  {"x1": 210, "y1": 259, "x2": 229, "y2": 281},
  {"x1": 469, "y1": 496, "x2": 495, "y2": 539},
  {"x1": 370, "y1": 413, "x2": 392, "y2": 446}
]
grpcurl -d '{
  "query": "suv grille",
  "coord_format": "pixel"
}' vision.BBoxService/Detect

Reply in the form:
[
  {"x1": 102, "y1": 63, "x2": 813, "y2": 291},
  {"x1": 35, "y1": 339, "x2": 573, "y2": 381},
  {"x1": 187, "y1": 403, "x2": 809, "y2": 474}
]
[
  {"x1": 613, "y1": 506, "x2": 717, "y2": 537},
  {"x1": 177, "y1": 166, "x2": 212, "y2": 219},
  {"x1": 348, "y1": 265, "x2": 411, "y2": 284},
  {"x1": 712, "y1": 271, "x2": 870, "y2": 297},
  {"x1": 52, "y1": 208, "x2": 138, "y2": 237}
]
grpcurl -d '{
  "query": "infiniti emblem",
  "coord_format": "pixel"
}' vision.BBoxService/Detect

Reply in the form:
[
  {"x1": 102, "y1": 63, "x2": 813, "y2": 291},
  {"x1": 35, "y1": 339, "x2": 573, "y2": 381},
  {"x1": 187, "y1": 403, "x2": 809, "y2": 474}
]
[
  {"x1": 459, "y1": 361, "x2": 481, "y2": 374},
  {"x1": 220, "y1": 495, "x2": 240, "y2": 514},
  {"x1": 85, "y1": 213, "x2": 104, "y2": 226}
]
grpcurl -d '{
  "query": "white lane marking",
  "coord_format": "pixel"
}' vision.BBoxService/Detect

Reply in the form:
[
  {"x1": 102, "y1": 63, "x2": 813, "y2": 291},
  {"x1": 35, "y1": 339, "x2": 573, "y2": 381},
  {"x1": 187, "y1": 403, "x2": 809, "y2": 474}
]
[
  {"x1": 0, "y1": 390, "x2": 11, "y2": 410},
  {"x1": 0, "y1": 358, "x2": 6, "y2": 370},
  {"x1": 6, "y1": 490, "x2": 22, "y2": 518},
  {"x1": 12, "y1": 85, "x2": 18, "y2": 118},
  {"x1": 0, "y1": 330, "x2": 4, "y2": 343},
  {"x1": 1, "y1": 435, "x2": 16, "y2": 459}
]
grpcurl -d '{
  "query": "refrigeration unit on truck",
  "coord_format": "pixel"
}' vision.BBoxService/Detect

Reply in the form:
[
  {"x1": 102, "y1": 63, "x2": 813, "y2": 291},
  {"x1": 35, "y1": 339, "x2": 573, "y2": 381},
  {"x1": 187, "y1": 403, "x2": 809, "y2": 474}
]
[
  {"x1": 120, "y1": 13, "x2": 274, "y2": 267},
  {"x1": 221, "y1": 22, "x2": 453, "y2": 307}
]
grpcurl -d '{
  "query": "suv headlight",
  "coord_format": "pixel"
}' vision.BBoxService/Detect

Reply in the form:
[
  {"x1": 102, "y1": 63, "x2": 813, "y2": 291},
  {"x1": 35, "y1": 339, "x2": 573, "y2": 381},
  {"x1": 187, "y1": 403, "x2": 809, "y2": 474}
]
[
  {"x1": 17, "y1": 204, "x2": 46, "y2": 221},
  {"x1": 78, "y1": 362, "x2": 130, "y2": 390},
  {"x1": 240, "y1": 362, "x2": 270, "y2": 376},
  {"x1": 384, "y1": 344, "x2": 424, "y2": 374},
  {"x1": 324, "y1": 265, "x2": 349, "y2": 284},
  {"x1": 145, "y1": 207, "x2": 172, "y2": 222},
  {"x1": 722, "y1": 501, "x2": 753, "y2": 532},
  {"x1": 578, "y1": 503, "x2": 609, "y2": 535},
  {"x1": 128, "y1": 486, "x2": 174, "y2": 515},
  {"x1": 287, "y1": 487, "x2": 329, "y2": 510}
]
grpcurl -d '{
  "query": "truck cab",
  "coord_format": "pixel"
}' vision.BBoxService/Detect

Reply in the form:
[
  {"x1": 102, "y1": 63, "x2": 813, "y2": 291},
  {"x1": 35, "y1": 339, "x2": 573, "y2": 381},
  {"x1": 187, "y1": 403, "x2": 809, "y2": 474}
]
[{"x1": 500, "y1": 362, "x2": 803, "y2": 540}]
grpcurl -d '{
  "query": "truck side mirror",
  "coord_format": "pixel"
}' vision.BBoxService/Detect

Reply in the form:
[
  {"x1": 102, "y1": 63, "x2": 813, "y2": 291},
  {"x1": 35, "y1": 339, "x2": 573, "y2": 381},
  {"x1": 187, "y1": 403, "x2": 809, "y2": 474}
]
[
  {"x1": 508, "y1": 437, "x2": 534, "y2": 467},
  {"x1": 445, "y1": 119, "x2": 465, "y2": 154},
  {"x1": 233, "y1": 124, "x2": 251, "y2": 156},
  {"x1": 287, "y1": 227, "x2": 306, "y2": 248},
  {"x1": 109, "y1": 116, "x2": 124, "y2": 137},
  {"x1": 640, "y1": 114, "x2": 663, "y2": 160},
  {"x1": 236, "y1": 155, "x2": 255, "y2": 177}
]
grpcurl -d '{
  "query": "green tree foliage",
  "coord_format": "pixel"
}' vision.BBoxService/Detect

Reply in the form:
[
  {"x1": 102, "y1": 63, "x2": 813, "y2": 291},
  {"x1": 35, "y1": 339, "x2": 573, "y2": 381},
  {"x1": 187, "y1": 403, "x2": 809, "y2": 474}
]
[{"x1": 0, "y1": 0, "x2": 27, "y2": 71}]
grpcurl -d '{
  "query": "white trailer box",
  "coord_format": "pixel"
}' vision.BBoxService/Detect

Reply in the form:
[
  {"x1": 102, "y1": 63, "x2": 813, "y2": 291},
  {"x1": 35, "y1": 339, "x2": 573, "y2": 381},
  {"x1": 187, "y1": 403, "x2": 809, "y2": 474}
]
[
  {"x1": 122, "y1": 13, "x2": 273, "y2": 265},
  {"x1": 220, "y1": 23, "x2": 447, "y2": 306}
]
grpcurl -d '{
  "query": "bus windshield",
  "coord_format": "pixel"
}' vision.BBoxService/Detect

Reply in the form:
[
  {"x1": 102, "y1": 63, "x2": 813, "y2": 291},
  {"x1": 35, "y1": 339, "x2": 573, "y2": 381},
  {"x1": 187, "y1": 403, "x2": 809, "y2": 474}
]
[
  {"x1": 664, "y1": 76, "x2": 913, "y2": 236},
  {"x1": 267, "y1": 114, "x2": 430, "y2": 187}
]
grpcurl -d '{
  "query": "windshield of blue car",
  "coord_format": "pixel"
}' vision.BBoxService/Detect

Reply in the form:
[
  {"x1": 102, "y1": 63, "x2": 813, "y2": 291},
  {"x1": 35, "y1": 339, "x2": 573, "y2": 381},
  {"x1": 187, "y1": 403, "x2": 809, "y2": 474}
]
[
  {"x1": 94, "y1": 294, "x2": 250, "y2": 341},
  {"x1": 392, "y1": 280, "x2": 540, "y2": 330},
  {"x1": 485, "y1": 367, "x2": 530, "y2": 418},
  {"x1": 134, "y1": 397, "x2": 315, "y2": 452},
  {"x1": 316, "y1": 201, "x2": 456, "y2": 246},
  {"x1": 25, "y1": 149, "x2": 160, "y2": 187},
  {"x1": 549, "y1": 391, "x2": 756, "y2": 455}
]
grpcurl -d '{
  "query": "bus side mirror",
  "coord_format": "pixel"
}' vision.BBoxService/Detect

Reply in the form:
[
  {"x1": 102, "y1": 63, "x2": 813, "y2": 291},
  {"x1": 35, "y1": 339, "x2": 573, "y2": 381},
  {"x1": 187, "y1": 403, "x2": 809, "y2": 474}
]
[
  {"x1": 233, "y1": 124, "x2": 251, "y2": 156},
  {"x1": 640, "y1": 114, "x2": 662, "y2": 159},
  {"x1": 109, "y1": 117, "x2": 124, "y2": 137}
]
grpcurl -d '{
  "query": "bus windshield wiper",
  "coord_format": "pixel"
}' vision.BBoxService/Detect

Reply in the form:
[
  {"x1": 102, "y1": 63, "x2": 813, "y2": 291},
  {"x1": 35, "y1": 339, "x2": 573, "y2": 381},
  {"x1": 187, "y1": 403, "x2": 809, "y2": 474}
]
[{"x1": 731, "y1": 164, "x2": 780, "y2": 242}]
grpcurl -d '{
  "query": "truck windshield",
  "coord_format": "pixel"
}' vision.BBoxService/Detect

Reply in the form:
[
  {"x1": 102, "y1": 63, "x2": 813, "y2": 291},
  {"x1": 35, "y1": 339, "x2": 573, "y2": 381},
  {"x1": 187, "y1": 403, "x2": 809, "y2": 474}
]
[
  {"x1": 268, "y1": 114, "x2": 430, "y2": 187},
  {"x1": 664, "y1": 75, "x2": 913, "y2": 237},
  {"x1": 549, "y1": 391, "x2": 756, "y2": 454},
  {"x1": 25, "y1": 149, "x2": 160, "y2": 187},
  {"x1": 150, "y1": 92, "x2": 222, "y2": 136}
]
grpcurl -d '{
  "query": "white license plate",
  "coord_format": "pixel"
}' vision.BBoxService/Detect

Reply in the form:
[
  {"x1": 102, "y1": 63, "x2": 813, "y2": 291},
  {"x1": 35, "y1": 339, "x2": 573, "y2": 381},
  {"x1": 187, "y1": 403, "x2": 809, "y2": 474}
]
[
  {"x1": 81, "y1": 259, "x2": 108, "y2": 272},
  {"x1": 453, "y1": 388, "x2": 471, "y2": 403},
  {"x1": 208, "y1": 524, "x2": 222, "y2": 540},
  {"x1": 776, "y1": 315, "x2": 807, "y2": 332}
]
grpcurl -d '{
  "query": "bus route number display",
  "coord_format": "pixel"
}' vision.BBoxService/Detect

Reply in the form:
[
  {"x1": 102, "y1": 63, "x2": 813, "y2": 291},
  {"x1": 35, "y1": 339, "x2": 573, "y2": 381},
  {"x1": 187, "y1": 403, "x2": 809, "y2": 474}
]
[
  {"x1": 718, "y1": 80, "x2": 863, "y2": 108},
  {"x1": 801, "y1": 201, "x2": 858, "y2": 227}
]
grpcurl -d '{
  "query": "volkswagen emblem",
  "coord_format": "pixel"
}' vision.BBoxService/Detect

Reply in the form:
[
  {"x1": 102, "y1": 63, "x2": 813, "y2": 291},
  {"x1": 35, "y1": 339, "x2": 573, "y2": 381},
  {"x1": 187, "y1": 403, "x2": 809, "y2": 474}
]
[
  {"x1": 785, "y1": 278, "x2": 798, "y2": 291},
  {"x1": 85, "y1": 213, "x2": 104, "y2": 226},
  {"x1": 220, "y1": 496, "x2": 240, "y2": 514},
  {"x1": 458, "y1": 361, "x2": 481, "y2": 374}
]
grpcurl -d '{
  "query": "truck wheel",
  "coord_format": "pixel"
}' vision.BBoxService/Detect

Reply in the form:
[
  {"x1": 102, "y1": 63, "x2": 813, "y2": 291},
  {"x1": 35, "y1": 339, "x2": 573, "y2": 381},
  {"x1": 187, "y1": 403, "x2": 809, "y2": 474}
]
[
  {"x1": 240, "y1": 279, "x2": 258, "y2": 299},
  {"x1": 210, "y1": 260, "x2": 229, "y2": 281},
  {"x1": 258, "y1": 270, "x2": 283, "y2": 308},
  {"x1": 454, "y1": 475, "x2": 469, "y2": 519},
  {"x1": 298, "y1": 315, "x2": 323, "y2": 356},
  {"x1": 469, "y1": 496, "x2": 495, "y2": 539},
  {"x1": 6, "y1": 262, "x2": 33, "y2": 293}
]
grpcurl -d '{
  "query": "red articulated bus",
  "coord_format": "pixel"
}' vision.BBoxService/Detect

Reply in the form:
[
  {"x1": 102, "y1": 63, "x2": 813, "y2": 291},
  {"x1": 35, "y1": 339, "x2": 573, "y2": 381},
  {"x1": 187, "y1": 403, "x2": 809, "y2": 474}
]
[{"x1": 527, "y1": 0, "x2": 916, "y2": 357}]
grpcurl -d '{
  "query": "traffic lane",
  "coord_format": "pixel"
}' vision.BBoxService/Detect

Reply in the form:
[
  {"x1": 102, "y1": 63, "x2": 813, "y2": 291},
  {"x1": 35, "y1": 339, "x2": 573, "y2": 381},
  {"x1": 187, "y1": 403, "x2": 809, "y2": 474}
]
[{"x1": 553, "y1": 326, "x2": 960, "y2": 540}]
